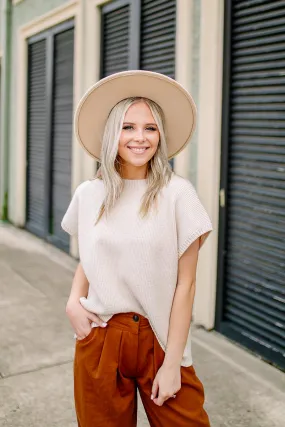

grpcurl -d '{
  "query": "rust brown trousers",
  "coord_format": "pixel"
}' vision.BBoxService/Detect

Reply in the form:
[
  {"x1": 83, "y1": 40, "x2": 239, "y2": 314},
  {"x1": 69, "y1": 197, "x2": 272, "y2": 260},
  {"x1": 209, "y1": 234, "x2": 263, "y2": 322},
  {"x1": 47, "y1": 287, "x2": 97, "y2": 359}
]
[{"x1": 74, "y1": 312, "x2": 211, "y2": 427}]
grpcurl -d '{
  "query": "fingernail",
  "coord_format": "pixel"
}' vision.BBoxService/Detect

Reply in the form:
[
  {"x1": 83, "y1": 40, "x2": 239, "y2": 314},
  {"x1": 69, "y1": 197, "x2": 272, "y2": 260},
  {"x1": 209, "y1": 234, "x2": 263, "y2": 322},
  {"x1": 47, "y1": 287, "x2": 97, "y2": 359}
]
[
  {"x1": 102, "y1": 322, "x2": 107, "y2": 327},
  {"x1": 151, "y1": 394, "x2": 154, "y2": 400}
]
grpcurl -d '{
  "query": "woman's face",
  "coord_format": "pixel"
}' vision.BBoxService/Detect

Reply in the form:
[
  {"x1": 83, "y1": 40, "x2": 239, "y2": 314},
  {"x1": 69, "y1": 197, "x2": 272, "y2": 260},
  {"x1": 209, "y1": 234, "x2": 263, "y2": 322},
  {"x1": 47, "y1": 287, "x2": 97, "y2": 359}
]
[{"x1": 117, "y1": 101, "x2": 160, "y2": 173}]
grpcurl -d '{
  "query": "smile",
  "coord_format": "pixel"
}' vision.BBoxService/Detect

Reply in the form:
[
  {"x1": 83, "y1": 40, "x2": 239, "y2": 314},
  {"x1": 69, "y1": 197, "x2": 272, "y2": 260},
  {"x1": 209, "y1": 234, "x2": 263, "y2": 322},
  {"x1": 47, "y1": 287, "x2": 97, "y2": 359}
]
[{"x1": 128, "y1": 147, "x2": 149, "y2": 154}]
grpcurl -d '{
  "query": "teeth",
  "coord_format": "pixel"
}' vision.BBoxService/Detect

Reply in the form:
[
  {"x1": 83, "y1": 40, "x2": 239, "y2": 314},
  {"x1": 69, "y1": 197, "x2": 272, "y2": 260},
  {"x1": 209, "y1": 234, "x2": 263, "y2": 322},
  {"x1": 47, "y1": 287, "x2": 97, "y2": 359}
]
[{"x1": 129, "y1": 147, "x2": 147, "y2": 153}]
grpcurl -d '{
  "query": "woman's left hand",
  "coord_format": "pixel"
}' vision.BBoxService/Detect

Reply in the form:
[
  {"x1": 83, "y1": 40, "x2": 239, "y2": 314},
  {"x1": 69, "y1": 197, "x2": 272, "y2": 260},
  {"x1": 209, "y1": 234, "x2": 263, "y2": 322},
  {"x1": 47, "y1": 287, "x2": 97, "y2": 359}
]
[{"x1": 151, "y1": 363, "x2": 181, "y2": 406}]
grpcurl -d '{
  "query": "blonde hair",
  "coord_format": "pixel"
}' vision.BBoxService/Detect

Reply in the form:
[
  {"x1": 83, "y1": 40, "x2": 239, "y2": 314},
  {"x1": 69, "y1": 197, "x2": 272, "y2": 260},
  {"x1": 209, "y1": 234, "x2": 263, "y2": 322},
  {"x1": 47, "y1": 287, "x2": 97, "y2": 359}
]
[{"x1": 95, "y1": 97, "x2": 173, "y2": 224}]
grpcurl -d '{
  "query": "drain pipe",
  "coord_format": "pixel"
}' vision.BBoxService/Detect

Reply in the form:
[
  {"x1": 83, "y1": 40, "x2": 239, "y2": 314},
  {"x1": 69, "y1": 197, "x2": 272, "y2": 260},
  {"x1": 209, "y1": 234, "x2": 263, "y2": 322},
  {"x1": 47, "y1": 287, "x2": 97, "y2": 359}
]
[{"x1": 0, "y1": 0, "x2": 12, "y2": 221}]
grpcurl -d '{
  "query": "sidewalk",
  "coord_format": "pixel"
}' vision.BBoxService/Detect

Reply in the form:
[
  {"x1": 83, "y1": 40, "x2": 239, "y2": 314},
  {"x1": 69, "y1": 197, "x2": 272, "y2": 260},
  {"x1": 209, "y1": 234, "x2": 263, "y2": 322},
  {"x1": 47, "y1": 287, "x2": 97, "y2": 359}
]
[{"x1": 0, "y1": 223, "x2": 284, "y2": 427}]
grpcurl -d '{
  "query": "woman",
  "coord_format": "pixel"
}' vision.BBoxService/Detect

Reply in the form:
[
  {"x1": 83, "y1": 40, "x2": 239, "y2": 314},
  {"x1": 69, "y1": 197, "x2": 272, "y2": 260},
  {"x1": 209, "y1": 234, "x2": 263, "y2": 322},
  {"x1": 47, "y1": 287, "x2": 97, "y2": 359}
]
[{"x1": 61, "y1": 70, "x2": 213, "y2": 427}]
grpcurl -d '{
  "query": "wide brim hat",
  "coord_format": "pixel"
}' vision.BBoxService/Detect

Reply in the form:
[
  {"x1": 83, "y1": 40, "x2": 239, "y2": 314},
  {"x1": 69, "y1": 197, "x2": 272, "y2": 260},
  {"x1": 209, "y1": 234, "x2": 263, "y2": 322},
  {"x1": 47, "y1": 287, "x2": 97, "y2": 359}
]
[{"x1": 75, "y1": 70, "x2": 197, "y2": 161}]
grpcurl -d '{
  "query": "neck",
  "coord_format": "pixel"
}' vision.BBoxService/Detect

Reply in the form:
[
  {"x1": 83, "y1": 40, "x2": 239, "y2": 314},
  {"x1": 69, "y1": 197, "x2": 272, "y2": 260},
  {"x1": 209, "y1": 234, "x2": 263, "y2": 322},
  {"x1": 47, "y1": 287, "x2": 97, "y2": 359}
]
[{"x1": 120, "y1": 164, "x2": 148, "y2": 180}]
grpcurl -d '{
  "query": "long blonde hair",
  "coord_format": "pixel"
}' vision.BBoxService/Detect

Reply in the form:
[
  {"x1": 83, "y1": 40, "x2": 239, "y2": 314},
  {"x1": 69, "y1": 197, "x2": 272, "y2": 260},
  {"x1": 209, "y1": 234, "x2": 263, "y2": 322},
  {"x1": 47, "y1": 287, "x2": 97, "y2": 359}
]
[{"x1": 95, "y1": 97, "x2": 173, "y2": 223}]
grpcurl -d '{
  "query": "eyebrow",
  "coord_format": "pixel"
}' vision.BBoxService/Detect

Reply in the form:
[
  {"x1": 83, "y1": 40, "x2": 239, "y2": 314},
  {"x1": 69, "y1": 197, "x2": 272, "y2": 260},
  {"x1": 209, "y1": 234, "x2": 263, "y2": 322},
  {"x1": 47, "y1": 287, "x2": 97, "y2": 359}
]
[{"x1": 123, "y1": 122, "x2": 157, "y2": 126}]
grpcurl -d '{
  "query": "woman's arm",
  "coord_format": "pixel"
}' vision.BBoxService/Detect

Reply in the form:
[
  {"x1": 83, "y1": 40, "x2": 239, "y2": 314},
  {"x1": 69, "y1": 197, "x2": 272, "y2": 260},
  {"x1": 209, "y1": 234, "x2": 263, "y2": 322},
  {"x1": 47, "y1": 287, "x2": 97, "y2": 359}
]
[
  {"x1": 164, "y1": 238, "x2": 199, "y2": 367},
  {"x1": 151, "y1": 238, "x2": 200, "y2": 406},
  {"x1": 66, "y1": 263, "x2": 107, "y2": 340},
  {"x1": 67, "y1": 262, "x2": 89, "y2": 304}
]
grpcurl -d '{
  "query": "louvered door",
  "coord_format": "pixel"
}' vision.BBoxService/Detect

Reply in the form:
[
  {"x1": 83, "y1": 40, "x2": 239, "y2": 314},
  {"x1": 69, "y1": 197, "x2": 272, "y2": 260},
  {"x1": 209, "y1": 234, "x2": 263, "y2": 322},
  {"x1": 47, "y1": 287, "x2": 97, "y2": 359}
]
[
  {"x1": 141, "y1": 0, "x2": 176, "y2": 78},
  {"x1": 26, "y1": 21, "x2": 74, "y2": 253},
  {"x1": 26, "y1": 39, "x2": 48, "y2": 237},
  {"x1": 101, "y1": 1, "x2": 130, "y2": 77},
  {"x1": 49, "y1": 28, "x2": 74, "y2": 252},
  {"x1": 101, "y1": 0, "x2": 176, "y2": 78},
  {"x1": 217, "y1": 0, "x2": 285, "y2": 370}
]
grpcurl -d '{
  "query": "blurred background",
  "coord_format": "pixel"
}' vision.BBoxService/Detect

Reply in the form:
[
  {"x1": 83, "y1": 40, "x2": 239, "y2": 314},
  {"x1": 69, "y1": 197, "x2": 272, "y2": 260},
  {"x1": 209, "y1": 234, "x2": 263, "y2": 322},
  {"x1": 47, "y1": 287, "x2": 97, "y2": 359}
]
[{"x1": 0, "y1": 1, "x2": 284, "y2": 426}]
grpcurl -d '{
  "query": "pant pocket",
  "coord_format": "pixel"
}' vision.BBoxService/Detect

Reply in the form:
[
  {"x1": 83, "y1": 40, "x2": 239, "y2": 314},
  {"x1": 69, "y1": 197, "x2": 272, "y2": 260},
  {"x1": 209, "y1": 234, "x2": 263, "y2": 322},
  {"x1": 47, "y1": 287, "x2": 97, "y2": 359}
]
[{"x1": 75, "y1": 327, "x2": 95, "y2": 344}]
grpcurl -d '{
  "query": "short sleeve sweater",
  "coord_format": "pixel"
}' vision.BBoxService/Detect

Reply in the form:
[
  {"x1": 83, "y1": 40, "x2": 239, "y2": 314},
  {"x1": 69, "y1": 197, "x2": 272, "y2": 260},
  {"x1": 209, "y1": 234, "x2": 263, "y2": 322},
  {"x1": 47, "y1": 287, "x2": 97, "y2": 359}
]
[{"x1": 61, "y1": 172, "x2": 213, "y2": 367}]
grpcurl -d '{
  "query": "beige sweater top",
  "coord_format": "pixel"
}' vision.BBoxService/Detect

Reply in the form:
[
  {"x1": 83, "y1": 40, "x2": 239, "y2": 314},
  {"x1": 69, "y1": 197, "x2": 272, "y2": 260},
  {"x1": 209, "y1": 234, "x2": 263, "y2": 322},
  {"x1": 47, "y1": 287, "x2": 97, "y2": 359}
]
[{"x1": 61, "y1": 173, "x2": 213, "y2": 366}]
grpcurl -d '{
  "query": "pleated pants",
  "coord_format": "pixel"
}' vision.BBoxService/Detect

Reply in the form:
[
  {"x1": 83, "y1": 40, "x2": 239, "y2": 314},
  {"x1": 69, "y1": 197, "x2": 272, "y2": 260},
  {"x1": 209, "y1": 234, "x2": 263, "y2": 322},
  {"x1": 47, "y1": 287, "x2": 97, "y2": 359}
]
[{"x1": 74, "y1": 312, "x2": 210, "y2": 427}]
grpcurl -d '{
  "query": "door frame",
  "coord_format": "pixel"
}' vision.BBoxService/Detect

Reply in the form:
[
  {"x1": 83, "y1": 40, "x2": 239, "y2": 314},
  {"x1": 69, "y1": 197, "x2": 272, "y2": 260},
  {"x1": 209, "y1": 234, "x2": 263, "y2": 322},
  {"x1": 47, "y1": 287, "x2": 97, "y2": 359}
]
[
  {"x1": 14, "y1": 1, "x2": 80, "y2": 229},
  {"x1": 215, "y1": 0, "x2": 232, "y2": 331}
]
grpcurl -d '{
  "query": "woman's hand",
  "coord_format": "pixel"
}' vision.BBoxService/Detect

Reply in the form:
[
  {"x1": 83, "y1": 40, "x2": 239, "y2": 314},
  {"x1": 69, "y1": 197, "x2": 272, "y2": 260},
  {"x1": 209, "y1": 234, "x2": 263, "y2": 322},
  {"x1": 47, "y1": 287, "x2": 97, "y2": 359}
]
[
  {"x1": 151, "y1": 363, "x2": 181, "y2": 406},
  {"x1": 66, "y1": 299, "x2": 107, "y2": 340}
]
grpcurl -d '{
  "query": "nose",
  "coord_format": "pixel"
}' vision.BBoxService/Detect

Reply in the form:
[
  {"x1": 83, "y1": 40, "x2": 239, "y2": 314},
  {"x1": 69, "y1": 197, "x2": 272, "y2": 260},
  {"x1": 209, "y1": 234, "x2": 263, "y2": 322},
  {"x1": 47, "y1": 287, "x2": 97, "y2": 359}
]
[{"x1": 134, "y1": 129, "x2": 145, "y2": 142}]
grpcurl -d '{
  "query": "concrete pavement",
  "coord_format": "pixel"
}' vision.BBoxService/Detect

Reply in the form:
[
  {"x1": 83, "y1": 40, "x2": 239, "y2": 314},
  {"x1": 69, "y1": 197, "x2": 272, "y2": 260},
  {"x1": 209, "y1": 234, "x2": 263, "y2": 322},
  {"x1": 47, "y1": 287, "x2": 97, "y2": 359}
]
[{"x1": 0, "y1": 223, "x2": 284, "y2": 426}]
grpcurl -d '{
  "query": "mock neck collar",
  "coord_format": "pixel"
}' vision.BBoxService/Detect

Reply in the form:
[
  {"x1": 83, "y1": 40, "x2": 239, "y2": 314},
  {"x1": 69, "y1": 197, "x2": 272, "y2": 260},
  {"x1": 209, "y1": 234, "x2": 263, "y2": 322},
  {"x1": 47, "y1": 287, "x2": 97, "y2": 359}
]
[{"x1": 122, "y1": 178, "x2": 147, "y2": 188}]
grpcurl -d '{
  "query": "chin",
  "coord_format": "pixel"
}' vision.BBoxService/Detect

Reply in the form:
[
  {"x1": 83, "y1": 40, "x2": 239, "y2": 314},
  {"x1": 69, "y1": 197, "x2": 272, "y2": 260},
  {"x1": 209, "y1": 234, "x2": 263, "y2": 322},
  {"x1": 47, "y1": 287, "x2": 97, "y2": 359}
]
[
  {"x1": 128, "y1": 159, "x2": 149, "y2": 167},
  {"x1": 123, "y1": 155, "x2": 150, "y2": 167}
]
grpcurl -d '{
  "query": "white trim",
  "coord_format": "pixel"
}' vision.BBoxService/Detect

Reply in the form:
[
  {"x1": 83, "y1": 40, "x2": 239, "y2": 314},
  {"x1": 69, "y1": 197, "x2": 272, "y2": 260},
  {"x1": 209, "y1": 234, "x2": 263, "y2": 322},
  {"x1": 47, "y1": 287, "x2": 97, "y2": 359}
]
[
  {"x1": 18, "y1": 0, "x2": 78, "y2": 36},
  {"x1": 193, "y1": 0, "x2": 224, "y2": 329},
  {"x1": 88, "y1": 0, "x2": 111, "y2": 6},
  {"x1": 173, "y1": 0, "x2": 194, "y2": 179},
  {"x1": 80, "y1": 0, "x2": 112, "y2": 181},
  {"x1": 12, "y1": 0, "x2": 24, "y2": 5},
  {"x1": 14, "y1": 1, "x2": 81, "y2": 257},
  {"x1": 85, "y1": 0, "x2": 110, "y2": 88}
]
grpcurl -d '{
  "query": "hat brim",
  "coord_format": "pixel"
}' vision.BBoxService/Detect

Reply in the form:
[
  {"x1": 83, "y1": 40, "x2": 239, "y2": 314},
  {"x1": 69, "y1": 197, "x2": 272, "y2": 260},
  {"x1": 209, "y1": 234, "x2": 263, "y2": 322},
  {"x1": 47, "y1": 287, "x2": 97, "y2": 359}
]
[{"x1": 75, "y1": 70, "x2": 197, "y2": 161}]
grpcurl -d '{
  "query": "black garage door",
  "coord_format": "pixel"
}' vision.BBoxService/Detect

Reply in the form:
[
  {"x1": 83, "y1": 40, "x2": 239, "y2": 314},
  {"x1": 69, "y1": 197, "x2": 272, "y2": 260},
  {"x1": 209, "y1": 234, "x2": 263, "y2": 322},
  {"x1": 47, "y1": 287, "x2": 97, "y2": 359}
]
[
  {"x1": 26, "y1": 21, "x2": 74, "y2": 252},
  {"x1": 217, "y1": 1, "x2": 285, "y2": 370}
]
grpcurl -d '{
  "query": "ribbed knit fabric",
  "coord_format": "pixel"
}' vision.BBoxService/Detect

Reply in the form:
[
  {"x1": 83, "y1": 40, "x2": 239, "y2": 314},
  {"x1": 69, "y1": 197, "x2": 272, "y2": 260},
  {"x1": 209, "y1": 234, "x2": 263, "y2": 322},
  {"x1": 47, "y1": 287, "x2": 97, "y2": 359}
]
[{"x1": 61, "y1": 172, "x2": 213, "y2": 366}]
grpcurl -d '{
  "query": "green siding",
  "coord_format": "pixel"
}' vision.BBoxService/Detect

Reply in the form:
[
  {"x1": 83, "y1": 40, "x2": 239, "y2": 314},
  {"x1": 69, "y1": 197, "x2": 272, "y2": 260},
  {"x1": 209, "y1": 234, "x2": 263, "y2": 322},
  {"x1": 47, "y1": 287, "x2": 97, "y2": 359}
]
[{"x1": 0, "y1": 5, "x2": 2, "y2": 52}]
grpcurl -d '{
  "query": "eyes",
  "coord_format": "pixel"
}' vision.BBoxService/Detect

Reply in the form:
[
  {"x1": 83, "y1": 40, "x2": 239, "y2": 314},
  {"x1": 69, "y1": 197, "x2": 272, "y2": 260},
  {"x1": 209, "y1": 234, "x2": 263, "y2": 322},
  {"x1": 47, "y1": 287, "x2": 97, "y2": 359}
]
[{"x1": 122, "y1": 125, "x2": 157, "y2": 132}]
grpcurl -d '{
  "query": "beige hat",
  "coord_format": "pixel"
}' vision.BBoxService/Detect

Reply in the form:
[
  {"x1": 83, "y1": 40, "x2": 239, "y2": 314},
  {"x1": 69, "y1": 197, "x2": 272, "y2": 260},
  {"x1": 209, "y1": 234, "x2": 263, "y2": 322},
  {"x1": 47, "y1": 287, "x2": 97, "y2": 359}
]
[{"x1": 74, "y1": 70, "x2": 197, "y2": 161}]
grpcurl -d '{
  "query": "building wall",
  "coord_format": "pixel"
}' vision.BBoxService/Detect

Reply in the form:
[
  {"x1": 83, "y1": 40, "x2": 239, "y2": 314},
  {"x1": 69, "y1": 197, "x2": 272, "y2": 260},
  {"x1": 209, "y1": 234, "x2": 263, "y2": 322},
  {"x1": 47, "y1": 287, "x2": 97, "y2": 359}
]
[
  {"x1": 4, "y1": 0, "x2": 224, "y2": 331},
  {"x1": 194, "y1": 0, "x2": 224, "y2": 329},
  {"x1": 188, "y1": 0, "x2": 201, "y2": 188},
  {"x1": 0, "y1": 4, "x2": 3, "y2": 54},
  {"x1": 173, "y1": 0, "x2": 201, "y2": 187},
  {"x1": 172, "y1": 0, "x2": 224, "y2": 329},
  {"x1": 0, "y1": 0, "x2": 13, "y2": 221},
  {"x1": 0, "y1": 0, "x2": 2, "y2": 217}
]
